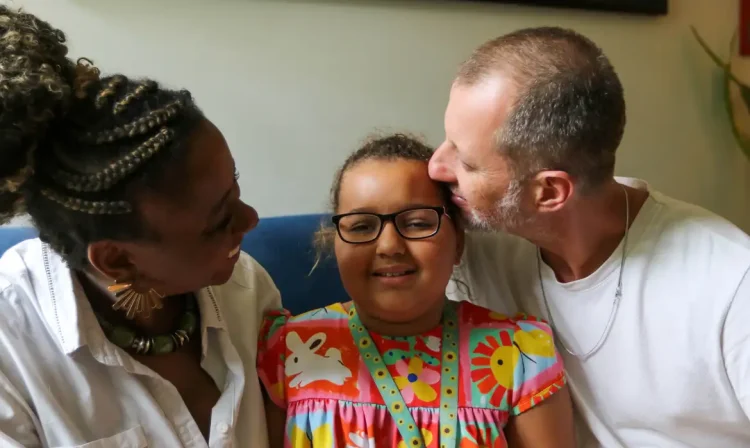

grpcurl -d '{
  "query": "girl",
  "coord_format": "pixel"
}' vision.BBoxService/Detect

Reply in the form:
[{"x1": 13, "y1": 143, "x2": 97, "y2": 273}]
[{"x1": 257, "y1": 134, "x2": 575, "y2": 447}]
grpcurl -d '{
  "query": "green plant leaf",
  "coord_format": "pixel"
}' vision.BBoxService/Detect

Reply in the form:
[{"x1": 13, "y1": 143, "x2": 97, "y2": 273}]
[
  {"x1": 724, "y1": 58, "x2": 750, "y2": 160},
  {"x1": 740, "y1": 83, "x2": 750, "y2": 112},
  {"x1": 691, "y1": 26, "x2": 743, "y2": 84},
  {"x1": 691, "y1": 26, "x2": 728, "y2": 68}
]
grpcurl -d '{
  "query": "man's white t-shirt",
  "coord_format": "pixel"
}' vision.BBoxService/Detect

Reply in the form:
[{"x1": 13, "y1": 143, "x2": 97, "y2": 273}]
[{"x1": 447, "y1": 178, "x2": 750, "y2": 447}]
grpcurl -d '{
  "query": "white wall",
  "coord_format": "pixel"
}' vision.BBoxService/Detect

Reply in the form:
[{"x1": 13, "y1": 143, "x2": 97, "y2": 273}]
[{"x1": 6, "y1": 0, "x2": 748, "y2": 230}]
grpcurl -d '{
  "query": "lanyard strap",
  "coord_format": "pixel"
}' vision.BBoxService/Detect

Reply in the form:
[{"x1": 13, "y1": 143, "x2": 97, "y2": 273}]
[{"x1": 348, "y1": 302, "x2": 459, "y2": 447}]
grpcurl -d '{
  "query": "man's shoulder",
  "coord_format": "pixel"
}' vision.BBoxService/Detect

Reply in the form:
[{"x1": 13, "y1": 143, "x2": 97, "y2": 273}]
[
  {"x1": 462, "y1": 230, "x2": 536, "y2": 267},
  {"x1": 648, "y1": 190, "x2": 750, "y2": 259}
]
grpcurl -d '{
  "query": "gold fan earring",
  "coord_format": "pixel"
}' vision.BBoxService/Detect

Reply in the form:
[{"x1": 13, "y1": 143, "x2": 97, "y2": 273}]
[{"x1": 107, "y1": 281, "x2": 165, "y2": 320}]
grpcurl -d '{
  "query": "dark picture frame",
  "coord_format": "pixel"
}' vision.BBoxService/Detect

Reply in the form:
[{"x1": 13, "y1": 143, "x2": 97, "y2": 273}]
[
  {"x1": 469, "y1": 0, "x2": 668, "y2": 16},
  {"x1": 741, "y1": 0, "x2": 749, "y2": 56}
]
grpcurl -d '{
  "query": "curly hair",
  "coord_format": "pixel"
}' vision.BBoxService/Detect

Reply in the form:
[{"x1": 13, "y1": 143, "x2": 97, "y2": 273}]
[
  {"x1": 311, "y1": 133, "x2": 459, "y2": 269},
  {"x1": 0, "y1": 7, "x2": 204, "y2": 268}
]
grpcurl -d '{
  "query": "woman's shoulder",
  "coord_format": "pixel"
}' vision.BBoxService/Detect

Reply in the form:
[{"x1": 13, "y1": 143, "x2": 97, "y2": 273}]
[
  {"x1": 0, "y1": 238, "x2": 59, "y2": 337},
  {"x1": 0, "y1": 237, "x2": 43, "y2": 290},
  {"x1": 211, "y1": 252, "x2": 281, "y2": 313}
]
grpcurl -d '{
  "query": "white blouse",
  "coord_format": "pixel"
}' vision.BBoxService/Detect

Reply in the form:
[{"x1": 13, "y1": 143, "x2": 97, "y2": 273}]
[{"x1": 0, "y1": 238, "x2": 281, "y2": 448}]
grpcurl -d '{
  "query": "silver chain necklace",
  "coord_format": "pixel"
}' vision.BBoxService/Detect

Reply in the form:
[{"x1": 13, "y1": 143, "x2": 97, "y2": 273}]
[{"x1": 537, "y1": 184, "x2": 630, "y2": 361}]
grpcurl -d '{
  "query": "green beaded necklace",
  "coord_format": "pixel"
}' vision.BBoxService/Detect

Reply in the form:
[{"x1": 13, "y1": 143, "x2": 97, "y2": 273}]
[{"x1": 96, "y1": 295, "x2": 199, "y2": 355}]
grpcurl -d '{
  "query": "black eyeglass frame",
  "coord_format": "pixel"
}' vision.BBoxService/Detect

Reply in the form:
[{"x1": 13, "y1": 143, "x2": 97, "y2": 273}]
[{"x1": 331, "y1": 206, "x2": 449, "y2": 244}]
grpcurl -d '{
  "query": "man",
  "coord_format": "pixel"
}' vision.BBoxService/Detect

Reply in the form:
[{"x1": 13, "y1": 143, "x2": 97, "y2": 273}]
[{"x1": 430, "y1": 27, "x2": 750, "y2": 447}]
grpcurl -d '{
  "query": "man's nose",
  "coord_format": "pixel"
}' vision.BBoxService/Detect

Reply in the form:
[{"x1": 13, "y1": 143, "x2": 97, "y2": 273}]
[{"x1": 428, "y1": 143, "x2": 457, "y2": 183}]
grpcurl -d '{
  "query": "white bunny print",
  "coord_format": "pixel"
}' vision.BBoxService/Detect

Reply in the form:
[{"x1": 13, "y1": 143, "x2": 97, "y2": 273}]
[{"x1": 285, "y1": 331, "x2": 352, "y2": 388}]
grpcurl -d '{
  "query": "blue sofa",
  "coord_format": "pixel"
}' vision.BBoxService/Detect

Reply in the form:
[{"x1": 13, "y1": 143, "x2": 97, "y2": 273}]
[{"x1": 0, "y1": 215, "x2": 347, "y2": 315}]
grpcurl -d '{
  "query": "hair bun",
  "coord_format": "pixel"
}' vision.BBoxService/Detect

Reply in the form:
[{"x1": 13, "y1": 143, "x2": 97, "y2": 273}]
[{"x1": 0, "y1": 6, "x2": 76, "y2": 222}]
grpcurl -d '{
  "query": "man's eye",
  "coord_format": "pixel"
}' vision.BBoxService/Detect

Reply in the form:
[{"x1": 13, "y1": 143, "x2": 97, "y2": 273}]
[{"x1": 461, "y1": 161, "x2": 475, "y2": 171}]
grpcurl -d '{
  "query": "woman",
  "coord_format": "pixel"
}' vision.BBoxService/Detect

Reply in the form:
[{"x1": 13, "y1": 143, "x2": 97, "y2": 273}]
[{"x1": 0, "y1": 7, "x2": 278, "y2": 447}]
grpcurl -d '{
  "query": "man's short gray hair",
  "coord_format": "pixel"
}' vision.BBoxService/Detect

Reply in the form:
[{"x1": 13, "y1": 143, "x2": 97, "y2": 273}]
[{"x1": 457, "y1": 27, "x2": 626, "y2": 191}]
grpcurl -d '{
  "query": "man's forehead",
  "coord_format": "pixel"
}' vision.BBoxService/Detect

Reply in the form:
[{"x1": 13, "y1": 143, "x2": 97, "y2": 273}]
[{"x1": 447, "y1": 80, "x2": 510, "y2": 153}]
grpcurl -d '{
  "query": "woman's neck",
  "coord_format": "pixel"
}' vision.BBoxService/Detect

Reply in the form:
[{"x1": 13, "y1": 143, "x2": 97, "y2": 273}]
[{"x1": 347, "y1": 301, "x2": 445, "y2": 337}]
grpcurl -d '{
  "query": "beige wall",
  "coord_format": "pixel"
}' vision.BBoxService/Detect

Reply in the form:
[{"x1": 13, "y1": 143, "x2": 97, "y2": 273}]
[{"x1": 7, "y1": 0, "x2": 748, "y2": 230}]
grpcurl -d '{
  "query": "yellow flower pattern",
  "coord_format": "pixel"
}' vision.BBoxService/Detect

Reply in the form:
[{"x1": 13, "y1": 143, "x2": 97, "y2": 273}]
[
  {"x1": 393, "y1": 356, "x2": 440, "y2": 404},
  {"x1": 289, "y1": 422, "x2": 334, "y2": 448},
  {"x1": 397, "y1": 428, "x2": 434, "y2": 448}
]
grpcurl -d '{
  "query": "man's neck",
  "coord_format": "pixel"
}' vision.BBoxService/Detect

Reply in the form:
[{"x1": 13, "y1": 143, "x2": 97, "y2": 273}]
[{"x1": 531, "y1": 181, "x2": 649, "y2": 283}]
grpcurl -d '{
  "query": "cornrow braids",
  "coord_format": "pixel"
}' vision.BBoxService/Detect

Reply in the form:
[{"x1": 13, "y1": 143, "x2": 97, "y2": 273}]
[
  {"x1": 95, "y1": 75, "x2": 126, "y2": 109},
  {"x1": 85, "y1": 98, "x2": 184, "y2": 144},
  {"x1": 1, "y1": 164, "x2": 32, "y2": 193},
  {"x1": 0, "y1": 5, "x2": 205, "y2": 268},
  {"x1": 40, "y1": 188, "x2": 132, "y2": 214},
  {"x1": 113, "y1": 80, "x2": 157, "y2": 115},
  {"x1": 51, "y1": 127, "x2": 175, "y2": 193}
]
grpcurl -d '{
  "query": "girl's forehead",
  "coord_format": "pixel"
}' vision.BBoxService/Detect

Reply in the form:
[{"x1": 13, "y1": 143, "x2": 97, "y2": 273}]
[{"x1": 337, "y1": 159, "x2": 443, "y2": 213}]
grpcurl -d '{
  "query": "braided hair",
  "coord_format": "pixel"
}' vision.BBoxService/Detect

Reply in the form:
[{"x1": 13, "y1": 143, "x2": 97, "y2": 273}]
[{"x1": 0, "y1": 7, "x2": 204, "y2": 268}]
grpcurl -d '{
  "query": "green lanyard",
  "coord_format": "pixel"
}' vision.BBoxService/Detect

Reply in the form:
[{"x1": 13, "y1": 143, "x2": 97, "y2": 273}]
[{"x1": 348, "y1": 301, "x2": 459, "y2": 448}]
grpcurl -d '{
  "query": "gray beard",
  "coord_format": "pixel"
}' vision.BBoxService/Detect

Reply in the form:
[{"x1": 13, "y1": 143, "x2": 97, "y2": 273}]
[{"x1": 465, "y1": 179, "x2": 531, "y2": 233}]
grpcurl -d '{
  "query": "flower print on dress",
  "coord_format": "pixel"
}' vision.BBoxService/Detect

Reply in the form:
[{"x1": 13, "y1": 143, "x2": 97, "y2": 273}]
[
  {"x1": 396, "y1": 428, "x2": 434, "y2": 448},
  {"x1": 460, "y1": 422, "x2": 505, "y2": 448},
  {"x1": 393, "y1": 356, "x2": 440, "y2": 404},
  {"x1": 470, "y1": 331, "x2": 517, "y2": 408},
  {"x1": 289, "y1": 422, "x2": 334, "y2": 448}
]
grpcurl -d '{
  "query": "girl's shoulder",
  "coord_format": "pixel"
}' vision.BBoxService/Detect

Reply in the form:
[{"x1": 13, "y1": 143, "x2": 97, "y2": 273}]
[
  {"x1": 259, "y1": 302, "x2": 349, "y2": 342},
  {"x1": 457, "y1": 300, "x2": 551, "y2": 332},
  {"x1": 287, "y1": 302, "x2": 350, "y2": 324}
]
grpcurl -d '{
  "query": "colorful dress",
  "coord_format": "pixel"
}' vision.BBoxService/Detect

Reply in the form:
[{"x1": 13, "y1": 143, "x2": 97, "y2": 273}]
[{"x1": 257, "y1": 300, "x2": 565, "y2": 447}]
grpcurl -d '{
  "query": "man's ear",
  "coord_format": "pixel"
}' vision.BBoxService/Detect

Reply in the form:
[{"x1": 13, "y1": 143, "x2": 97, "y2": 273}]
[
  {"x1": 87, "y1": 241, "x2": 138, "y2": 283},
  {"x1": 530, "y1": 170, "x2": 574, "y2": 213}
]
